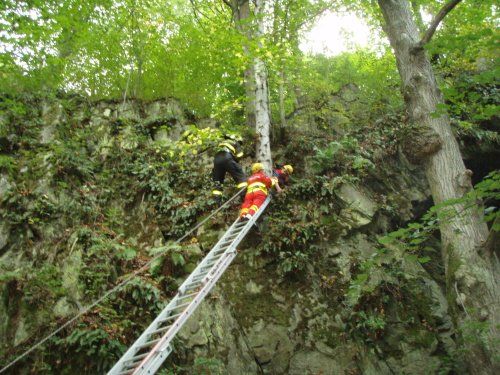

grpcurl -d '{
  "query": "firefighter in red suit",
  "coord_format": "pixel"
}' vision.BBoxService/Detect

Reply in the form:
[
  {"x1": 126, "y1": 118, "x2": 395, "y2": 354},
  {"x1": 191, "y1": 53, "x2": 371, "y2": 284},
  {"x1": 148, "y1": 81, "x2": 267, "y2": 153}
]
[{"x1": 240, "y1": 163, "x2": 276, "y2": 220}]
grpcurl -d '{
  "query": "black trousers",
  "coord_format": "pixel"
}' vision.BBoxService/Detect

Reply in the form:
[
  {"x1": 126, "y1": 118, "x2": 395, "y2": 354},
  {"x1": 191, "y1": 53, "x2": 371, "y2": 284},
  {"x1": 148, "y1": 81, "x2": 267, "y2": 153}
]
[{"x1": 212, "y1": 152, "x2": 246, "y2": 192}]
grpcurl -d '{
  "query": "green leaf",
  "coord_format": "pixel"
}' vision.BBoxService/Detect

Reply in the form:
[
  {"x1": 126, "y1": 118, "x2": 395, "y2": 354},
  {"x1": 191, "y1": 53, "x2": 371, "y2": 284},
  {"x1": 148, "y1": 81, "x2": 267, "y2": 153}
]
[{"x1": 417, "y1": 256, "x2": 431, "y2": 264}]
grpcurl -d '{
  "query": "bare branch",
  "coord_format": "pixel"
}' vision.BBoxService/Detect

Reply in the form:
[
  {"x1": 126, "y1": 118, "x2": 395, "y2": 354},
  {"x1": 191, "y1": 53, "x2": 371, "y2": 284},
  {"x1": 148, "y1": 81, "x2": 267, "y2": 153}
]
[{"x1": 418, "y1": 0, "x2": 462, "y2": 47}]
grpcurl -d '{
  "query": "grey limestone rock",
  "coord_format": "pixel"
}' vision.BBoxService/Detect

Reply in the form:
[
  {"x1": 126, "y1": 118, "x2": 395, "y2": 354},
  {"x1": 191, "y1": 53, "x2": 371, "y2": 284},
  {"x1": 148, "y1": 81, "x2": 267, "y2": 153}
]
[{"x1": 337, "y1": 183, "x2": 377, "y2": 228}]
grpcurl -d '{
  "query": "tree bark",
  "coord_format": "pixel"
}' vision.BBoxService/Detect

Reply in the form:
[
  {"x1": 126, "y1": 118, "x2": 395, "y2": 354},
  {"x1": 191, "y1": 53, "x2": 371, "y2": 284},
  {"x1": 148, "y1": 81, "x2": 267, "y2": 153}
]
[
  {"x1": 377, "y1": 0, "x2": 499, "y2": 373},
  {"x1": 278, "y1": 69, "x2": 287, "y2": 130},
  {"x1": 225, "y1": 0, "x2": 256, "y2": 128},
  {"x1": 253, "y1": 0, "x2": 273, "y2": 174},
  {"x1": 272, "y1": 1, "x2": 287, "y2": 142}
]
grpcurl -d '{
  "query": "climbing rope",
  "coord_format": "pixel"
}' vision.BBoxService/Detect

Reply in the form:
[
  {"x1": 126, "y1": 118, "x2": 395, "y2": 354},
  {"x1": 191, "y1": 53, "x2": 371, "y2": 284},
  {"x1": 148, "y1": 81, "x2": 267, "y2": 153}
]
[{"x1": 0, "y1": 188, "x2": 245, "y2": 374}]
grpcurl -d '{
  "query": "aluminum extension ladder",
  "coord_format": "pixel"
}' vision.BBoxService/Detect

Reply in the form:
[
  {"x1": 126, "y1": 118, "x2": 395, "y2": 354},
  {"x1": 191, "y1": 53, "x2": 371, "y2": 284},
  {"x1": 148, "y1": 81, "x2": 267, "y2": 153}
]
[{"x1": 107, "y1": 196, "x2": 271, "y2": 375}]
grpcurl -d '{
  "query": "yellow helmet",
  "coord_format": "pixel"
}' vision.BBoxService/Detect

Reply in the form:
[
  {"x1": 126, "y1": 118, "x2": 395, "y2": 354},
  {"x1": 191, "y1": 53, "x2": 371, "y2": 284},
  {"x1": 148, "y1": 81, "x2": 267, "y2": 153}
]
[
  {"x1": 226, "y1": 133, "x2": 243, "y2": 143},
  {"x1": 283, "y1": 164, "x2": 293, "y2": 174},
  {"x1": 251, "y1": 162, "x2": 264, "y2": 173}
]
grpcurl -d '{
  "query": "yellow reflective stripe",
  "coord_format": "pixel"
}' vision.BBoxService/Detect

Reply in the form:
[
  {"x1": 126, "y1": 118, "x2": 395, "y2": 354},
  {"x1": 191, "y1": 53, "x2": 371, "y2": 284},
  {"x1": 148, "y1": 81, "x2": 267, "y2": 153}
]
[
  {"x1": 236, "y1": 152, "x2": 244, "y2": 158},
  {"x1": 248, "y1": 187, "x2": 267, "y2": 194},
  {"x1": 212, "y1": 190, "x2": 223, "y2": 195},
  {"x1": 250, "y1": 205, "x2": 259, "y2": 211},
  {"x1": 236, "y1": 182, "x2": 248, "y2": 188},
  {"x1": 219, "y1": 142, "x2": 236, "y2": 154},
  {"x1": 271, "y1": 177, "x2": 277, "y2": 187},
  {"x1": 247, "y1": 181, "x2": 267, "y2": 194},
  {"x1": 240, "y1": 208, "x2": 249, "y2": 215}
]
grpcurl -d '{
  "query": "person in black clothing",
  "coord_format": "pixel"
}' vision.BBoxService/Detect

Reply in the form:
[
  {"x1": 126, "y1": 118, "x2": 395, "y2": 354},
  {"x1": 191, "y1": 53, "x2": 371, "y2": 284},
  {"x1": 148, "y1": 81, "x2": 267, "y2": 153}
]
[{"x1": 212, "y1": 135, "x2": 247, "y2": 203}]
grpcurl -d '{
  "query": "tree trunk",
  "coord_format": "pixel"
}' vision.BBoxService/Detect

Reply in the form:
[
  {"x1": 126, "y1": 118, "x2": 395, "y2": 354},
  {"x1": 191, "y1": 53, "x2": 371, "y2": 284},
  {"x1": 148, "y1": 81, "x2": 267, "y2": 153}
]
[
  {"x1": 278, "y1": 69, "x2": 287, "y2": 140},
  {"x1": 229, "y1": 0, "x2": 256, "y2": 128},
  {"x1": 377, "y1": 0, "x2": 499, "y2": 373},
  {"x1": 272, "y1": 1, "x2": 286, "y2": 143},
  {"x1": 253, "y1": 0, "x2": 273, "y2": 174}
]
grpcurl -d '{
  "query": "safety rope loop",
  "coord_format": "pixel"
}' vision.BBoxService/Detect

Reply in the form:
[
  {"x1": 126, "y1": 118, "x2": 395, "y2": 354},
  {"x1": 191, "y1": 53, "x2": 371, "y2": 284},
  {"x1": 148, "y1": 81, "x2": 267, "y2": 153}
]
[{"x1": 0, "y1": 188, "x2": 245, "y2": 374}]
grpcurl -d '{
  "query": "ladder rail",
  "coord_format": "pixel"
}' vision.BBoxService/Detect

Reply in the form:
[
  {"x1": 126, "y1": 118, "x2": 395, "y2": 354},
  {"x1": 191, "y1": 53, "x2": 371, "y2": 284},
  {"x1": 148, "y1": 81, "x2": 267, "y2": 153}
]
[
  {"x1": 132, "y1": 249, "x2": 238, "y2": 375},
  {"x1": 108, "y1": 197, "x2": 271, "y2": 375},
  {"x1": 177, "y1": 215, "x2": 246, "y2": 295}
]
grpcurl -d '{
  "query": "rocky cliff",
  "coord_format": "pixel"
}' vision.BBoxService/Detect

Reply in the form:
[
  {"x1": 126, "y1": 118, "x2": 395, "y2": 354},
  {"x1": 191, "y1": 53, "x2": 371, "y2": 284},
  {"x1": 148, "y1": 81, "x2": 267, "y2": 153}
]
[{"x1": 0, "y1": 93, "x2": 483, "y2": 374}]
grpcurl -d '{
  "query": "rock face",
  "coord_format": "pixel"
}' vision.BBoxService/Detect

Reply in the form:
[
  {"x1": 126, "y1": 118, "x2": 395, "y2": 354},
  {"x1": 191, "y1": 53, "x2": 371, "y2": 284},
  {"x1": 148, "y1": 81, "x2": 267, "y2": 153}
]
[
  {"x1": 176, "y1": 139, "x2": 449, "y2": 373},
  {"x1": 0, "y1": 96, "x2": 456, "y2": 374},
  {"x1": 40, "y1": 101, "x2": 65, "y2": 144},
  {"x1": 174, "y1": 293, "x2": 259, "y2": 374},
  {"x1": 337, "y1": 183, "x2": 377, "y2": 228},
  {"x1": 0, "y1": 222, "x2": 9, "y2": 252}
]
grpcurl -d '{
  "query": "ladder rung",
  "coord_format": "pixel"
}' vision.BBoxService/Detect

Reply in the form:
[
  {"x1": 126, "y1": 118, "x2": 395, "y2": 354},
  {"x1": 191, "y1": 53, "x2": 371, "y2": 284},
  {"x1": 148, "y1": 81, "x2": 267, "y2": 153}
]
[
  {"x1": 172, "y1": 301, "x2": 192, "y2": 310},
  {"x1": 210, "y1": 253, "x2": 225, "y2": 261},
  {"x1": 124, "y1": 353, "x2": 148, "y2": 363},
  {"x1": 200, "y1": 262, "x2": 218, "y2": 270},
  {"x1": 213, "y1": 247, "x2": 228, "y2": 254},
  {"x1": 135, "y1": 338, "x2": 160, "y2": 350},
  {"x1": 201, "y1": 256, "x2": 223, "y2": 267},
  {"x1": 122, "y1": 359, "x2": 143, "y2": 370},
  {"x1": 191, "y1": 273, "x2": 207, "y2": 281},
  {"x1": 191, "y1": 270, "x2": 210, "y2": 278},
  {"x1": 149, "y1": 324, "x2": 173, "y2": 335},
  {"x1": 176, "y1": 292, "x2": 198, "y2": 301},
  {"x1": 117, "y1": 370, "x2": 133, "y2": 375},
  {"x1": 158, "y1": 312, "x2": 182, "y2": 324},
  {"x1": 217, "y1": 240, "x2": 233, "y2": 248},
  {"x1": 192, "y1": 275, "x2": 206, "y2": 283},
  {"x1": 182, "y1": 287, "x2": 202, "y2": 295},
  {"x1": 184, "y1": 278, "x2": 203, "y2": 287}
]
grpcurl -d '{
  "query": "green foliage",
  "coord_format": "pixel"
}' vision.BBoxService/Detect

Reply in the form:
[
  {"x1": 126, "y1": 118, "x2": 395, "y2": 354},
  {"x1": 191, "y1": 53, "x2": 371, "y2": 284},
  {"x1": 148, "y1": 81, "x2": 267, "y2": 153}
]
[
  {"x1": 0, "y1": 95, "x2": 41, "y2": 148},
  {"x1": 49, "y1": 139, "x2": 95, "y2": 180},
  {"x1": 50, "y1": 327, "x2": 126, "y2": 374},
  {"x1": 294, "y1": 50, "x2": 402, "y2": 123},
  {"x1": 78, "y1": 229, "x2": 137, "y2": 298},
  {"x1": 310, "y1": 135, "x2": 374, "y2": 176},
  {"x1": 117, "y1": 278, "x2": 164, "y2": 317},
  {"x1": 258, "y1": 174, "x2": 348, "y2": 276},
  {"x1": 0, "y1": 0, "x2": 497, "y2": 372},
  {"x1": 192, "y1": 357, "x2": 224, "y2": 375},
  {"x1": 261, "y1": 207, "x2": 322, "y2": 275},
  {"x1": 353, "y1": 310, "x2": 386, "y2": 332},
  {"x1": 378, "y1": 171, "x2": 500, "y2": 254},
  {"x1": 472, "y1": 171, "x2": 500, "y2": 230},
  {"x1": 21, "y1": 264, "x2": 66, "y2": 308},
  {"x1": 0, "y1": 155, "x2": 16, "y2": 175}
]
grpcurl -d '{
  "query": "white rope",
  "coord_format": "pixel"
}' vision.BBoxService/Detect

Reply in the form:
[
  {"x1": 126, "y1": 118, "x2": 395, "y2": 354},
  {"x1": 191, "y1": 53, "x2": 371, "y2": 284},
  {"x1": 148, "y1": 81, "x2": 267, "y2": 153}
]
[{"x1": 0, "y1": 188, "x2": 244, "y2": 374}]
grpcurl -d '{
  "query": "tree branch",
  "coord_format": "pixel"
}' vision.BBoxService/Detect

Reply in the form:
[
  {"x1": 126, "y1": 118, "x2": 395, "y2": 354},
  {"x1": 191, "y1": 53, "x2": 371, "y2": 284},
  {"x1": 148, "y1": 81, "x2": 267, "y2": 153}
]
[
  {"x1": 418, "y1": 0, "x2": 462, "y2": 47},
  {"x1": 221, "y1": 0, "x2": 233, "y2": 9}
]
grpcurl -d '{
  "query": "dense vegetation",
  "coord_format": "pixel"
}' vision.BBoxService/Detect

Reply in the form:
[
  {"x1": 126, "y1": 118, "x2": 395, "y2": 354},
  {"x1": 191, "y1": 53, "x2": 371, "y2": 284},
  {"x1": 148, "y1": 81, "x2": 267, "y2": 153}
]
[{"x1": 0, "y1": 0, "x2": 498, "y2": 374}]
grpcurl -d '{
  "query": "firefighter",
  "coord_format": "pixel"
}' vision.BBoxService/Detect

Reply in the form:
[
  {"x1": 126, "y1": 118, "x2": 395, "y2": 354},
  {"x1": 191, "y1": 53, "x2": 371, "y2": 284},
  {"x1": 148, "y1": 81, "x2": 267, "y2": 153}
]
[
  {"x1": 240, "y1": 162, "x2": 275, "y2": 220},
  {"x1": 212, "y1": 134, "x2": 247, "y2": 203},
  {"x1": 273, "y1": 164, "x2": 293, "y2": 190}
]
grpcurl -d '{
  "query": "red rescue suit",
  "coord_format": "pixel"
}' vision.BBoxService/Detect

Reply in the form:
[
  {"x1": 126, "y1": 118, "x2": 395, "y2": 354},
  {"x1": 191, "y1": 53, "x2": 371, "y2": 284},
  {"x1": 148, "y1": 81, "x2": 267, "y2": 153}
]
[{"x1": 240, "y1": 171, "x2": 273, "y2": 217}]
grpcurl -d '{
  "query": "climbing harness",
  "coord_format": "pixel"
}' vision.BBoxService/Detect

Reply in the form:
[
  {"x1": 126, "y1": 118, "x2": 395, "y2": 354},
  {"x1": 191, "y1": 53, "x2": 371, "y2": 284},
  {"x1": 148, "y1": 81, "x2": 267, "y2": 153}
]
[
  {"x1": 107, "y1": 196, "x2": 271, "y2": 375},
  {"x1": 0, "y1": 188, "x2": 246, "y2": 375}
]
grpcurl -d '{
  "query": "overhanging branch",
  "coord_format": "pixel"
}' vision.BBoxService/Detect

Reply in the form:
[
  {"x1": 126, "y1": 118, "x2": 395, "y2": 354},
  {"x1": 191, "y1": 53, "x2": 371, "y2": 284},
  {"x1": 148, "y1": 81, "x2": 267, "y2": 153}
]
[{"x1": 417, "y1": 0, "x2": 462, "y2": 48}]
